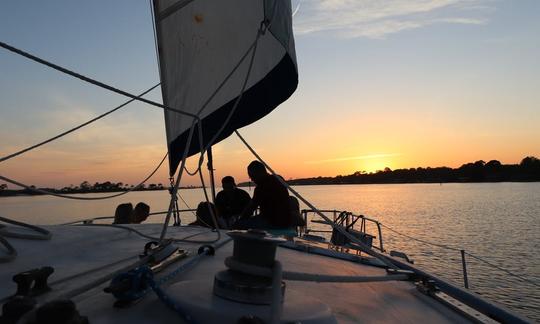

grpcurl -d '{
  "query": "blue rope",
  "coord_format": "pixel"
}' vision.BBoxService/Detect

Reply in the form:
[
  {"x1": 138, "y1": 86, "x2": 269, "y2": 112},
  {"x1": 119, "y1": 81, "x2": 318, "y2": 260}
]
[
  {"x1": 141, "y1": 266, "x2": 197, "y2": 324},
  {"x1": 108, "y1": 254, "x2": 207, "y2": 322}
]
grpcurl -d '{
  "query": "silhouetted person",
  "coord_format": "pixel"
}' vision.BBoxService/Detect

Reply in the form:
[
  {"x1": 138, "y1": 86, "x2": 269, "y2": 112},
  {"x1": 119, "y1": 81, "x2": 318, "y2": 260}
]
[
  {"x1": 288, "y1": 196, "x2": 306, "y2": 227},
  {"x1": 132, "y1": 202, "x2": 150, "y2": 224},
  {"x1": 113, "y1": 203, "x2": 133, "y2": 224},
  {"x1": 215, "y1": 176, "x2": 251, "y2": 227},
  {"x1": 234, "y1": 161, "x2": 293, "y2": 230},
  {"x1": 189, "y1": 202, "x2": 223, "y2": 229}
]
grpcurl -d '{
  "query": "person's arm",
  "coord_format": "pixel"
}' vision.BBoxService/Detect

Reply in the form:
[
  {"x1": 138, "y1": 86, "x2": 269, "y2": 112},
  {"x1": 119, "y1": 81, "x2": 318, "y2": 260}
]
[{"x1": 240, "y1": 199, "x2": 257, "y2": 219}]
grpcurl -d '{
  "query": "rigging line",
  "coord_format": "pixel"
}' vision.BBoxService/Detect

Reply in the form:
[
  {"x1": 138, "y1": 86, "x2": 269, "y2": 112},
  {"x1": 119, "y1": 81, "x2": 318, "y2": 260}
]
[
  {"x1": 184, "y1": 2, "x2": 280, "y2": 177},
  {"x1": 0, "y1": 84, "x2": 160, "y2": 164},
  {"x1": 379, "y1": 223, "x2": 461, "y2": 252},
  {"x1": 234, "y1": 130, "x2": 397, "y2": 269},
  {"x1": 196, "y1": 162, "x2": 222, "y2": 235},
  {"x1": 184, "y1": 0, "x2": 280, "y2": 176},
  {"x1": 0, "y1": 152, "x2": 168, "y2": 201},
  {"x1": 181, "y1": 36, "x2": 258, "y2": 176},
  {"x1": 381, "y1": 222, "x2": 539, "y2": 287},
  {"x1": 176, "y1": 193, "x2": 196, "y2": 217},
  {"x1": 0, "y1": 40, "x2": 199, "y2": 121},
  {"x1": 464, "y1": 252, "x2": 540, "y2": 288},
  {"x1": 160, "y1": 122, "x2": 197, "y2": 241}
]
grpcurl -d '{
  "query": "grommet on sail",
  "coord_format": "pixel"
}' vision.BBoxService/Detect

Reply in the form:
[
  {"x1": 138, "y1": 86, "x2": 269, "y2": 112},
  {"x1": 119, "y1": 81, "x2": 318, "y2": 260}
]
[{"x1": 152, "y1": 0, "x2": 299, "y2": 176}]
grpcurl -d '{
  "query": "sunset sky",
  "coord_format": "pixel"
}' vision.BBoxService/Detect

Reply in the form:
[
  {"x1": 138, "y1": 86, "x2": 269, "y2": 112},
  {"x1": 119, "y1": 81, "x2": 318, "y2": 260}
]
[{"x1": 0, "y1": 1, "x2": 539, "y2": 188}]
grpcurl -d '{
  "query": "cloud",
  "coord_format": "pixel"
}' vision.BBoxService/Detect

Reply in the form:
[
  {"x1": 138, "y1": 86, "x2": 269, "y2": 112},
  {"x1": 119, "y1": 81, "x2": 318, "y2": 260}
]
[
  {"x1": 306, "y1": 153, "x2": 400, "y2": 164},
  {"x1": 293, "y1": 0, "x2": 493, "y2": 38}
]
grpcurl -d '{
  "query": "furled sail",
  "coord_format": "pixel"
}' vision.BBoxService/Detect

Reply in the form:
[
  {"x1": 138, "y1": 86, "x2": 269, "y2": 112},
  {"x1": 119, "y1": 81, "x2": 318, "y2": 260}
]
[{"x1": 153, "y1": 0, "x2": 298, "y2": 175}]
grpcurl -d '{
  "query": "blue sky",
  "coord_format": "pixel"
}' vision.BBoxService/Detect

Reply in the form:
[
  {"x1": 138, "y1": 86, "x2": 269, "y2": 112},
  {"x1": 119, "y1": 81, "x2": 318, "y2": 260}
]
[{"x1": 0, "y1": 0, "x2": 539, "y2": 187}]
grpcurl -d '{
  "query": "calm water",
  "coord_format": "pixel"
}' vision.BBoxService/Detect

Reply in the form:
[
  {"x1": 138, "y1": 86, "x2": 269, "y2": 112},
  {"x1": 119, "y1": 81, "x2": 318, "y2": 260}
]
[{"x1": 1, "y1": 183, "x2": 539, "y2": 320}]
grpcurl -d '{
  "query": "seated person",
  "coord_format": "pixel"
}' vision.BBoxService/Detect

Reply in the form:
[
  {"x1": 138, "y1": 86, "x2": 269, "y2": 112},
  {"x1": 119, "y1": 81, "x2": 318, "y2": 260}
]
[
  {"x1": 234, "y1": 161, "x2": 293, "y2": 230},
  {"x1": 113, "y1": 203, "x2": 133, "y2": 224},
  {"x1": 189, "y1": 202, "x2": 223, "y2": 229},
  {"x1": 289, "y1": 196, "x2": 306, "y2": 227},
  {"x1": 215, "y1": 176, "x2": 251, "y2": 227},
  {"x1": 132, "y1": 202, "x2": 150, "y2": 224}
]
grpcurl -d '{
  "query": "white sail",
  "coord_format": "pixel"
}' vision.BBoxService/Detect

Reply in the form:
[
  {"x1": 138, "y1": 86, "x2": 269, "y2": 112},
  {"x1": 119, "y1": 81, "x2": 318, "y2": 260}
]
[{"x1": 153, "y1": 0, "x2": 298, "y2": 175}]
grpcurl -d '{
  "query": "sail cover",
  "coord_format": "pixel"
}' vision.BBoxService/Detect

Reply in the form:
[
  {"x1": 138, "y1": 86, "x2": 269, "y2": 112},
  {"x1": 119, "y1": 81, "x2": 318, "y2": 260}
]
[{"x1": 153, "y1": 0, "x2": 298, "y2": 175}]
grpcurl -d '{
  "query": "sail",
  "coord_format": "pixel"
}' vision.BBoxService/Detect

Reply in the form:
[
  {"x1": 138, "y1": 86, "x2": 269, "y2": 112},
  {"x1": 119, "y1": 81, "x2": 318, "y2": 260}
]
[{"x1": 153, "y1": 0, "x2": 298, "y2": 175}]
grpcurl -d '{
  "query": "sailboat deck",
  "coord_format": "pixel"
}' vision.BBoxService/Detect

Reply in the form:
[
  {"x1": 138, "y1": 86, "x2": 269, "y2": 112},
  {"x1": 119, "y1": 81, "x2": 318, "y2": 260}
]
[{"x1": 0, "y1": 224, "x2": 471, "y2": 323}]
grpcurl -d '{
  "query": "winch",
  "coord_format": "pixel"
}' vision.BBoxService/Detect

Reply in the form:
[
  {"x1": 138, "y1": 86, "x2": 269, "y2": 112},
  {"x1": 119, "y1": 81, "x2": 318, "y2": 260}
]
[{"x1": 166, "y1": 230, "x2": 336, "y2": 323}]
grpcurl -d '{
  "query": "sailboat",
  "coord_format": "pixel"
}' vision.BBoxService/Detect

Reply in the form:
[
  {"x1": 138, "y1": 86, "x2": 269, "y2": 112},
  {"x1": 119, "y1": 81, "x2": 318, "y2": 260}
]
[{"x1": 0, "y1": 1, "x2": 531, "y2": 323}]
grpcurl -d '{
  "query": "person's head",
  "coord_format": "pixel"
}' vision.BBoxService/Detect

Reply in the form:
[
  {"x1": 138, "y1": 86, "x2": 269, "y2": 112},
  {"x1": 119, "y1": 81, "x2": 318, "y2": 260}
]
[
  {"x1": 113, "y1": 203, "x2": 133, "y2": 224},
  {"x1": 196, "y1": 202, "x2": 218, "y2": 228},
  {"x1": 132, "y1": 202, "x2": 150, "y2": 223},
  {"x1": 247, "y1": 161, "x2": 267, "y2": 184},
  {"x1": 221, "y1": 176, "x2": 236, "y2": 192}
]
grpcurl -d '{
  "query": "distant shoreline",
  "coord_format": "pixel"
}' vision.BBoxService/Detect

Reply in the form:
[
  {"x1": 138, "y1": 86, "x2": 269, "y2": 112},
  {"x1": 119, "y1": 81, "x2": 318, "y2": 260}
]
[
  {"x1": 2, "y1": 181, "x2": 539, "y2": 198},
  {"x1": 2, "y1": 156, "x2": 539, "y2": 197}
]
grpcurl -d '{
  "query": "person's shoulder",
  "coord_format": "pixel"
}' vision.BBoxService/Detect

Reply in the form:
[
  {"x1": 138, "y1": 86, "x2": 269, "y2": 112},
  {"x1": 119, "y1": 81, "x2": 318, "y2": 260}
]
[
  {"x1": 269, "y1": 175, "x2": 286, "y2": 186},
  {"x1": 235, "y1": 187, "x2": 250, "y2": 195}
]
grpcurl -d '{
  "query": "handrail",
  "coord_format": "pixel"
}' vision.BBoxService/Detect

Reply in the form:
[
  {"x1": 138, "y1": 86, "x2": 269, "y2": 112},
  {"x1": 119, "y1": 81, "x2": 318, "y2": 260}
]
[
  {"x1": 60, "y1": 209, "x2": 197, "y2": 226},
  {"x1": 300, "y1": 209, "x2": 384, "y2": 252}
]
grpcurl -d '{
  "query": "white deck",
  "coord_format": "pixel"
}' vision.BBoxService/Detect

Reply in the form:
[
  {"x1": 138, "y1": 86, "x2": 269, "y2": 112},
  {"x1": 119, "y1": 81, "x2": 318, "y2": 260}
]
[{"x1": 0, "y1": 224, "x2": 471, "y2": 323}]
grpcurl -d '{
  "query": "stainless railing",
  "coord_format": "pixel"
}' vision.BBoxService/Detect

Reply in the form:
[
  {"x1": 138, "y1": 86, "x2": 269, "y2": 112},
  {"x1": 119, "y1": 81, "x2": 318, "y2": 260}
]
[{"x1": 299, "y1": 209, "x2": 385, "y2": 252}]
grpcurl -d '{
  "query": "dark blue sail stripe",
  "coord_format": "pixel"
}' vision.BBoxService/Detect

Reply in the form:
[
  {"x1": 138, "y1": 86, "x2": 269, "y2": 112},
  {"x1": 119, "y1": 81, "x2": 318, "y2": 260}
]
[{"x1": 168, "y1": 54, "x2": 298, "y2": 176}]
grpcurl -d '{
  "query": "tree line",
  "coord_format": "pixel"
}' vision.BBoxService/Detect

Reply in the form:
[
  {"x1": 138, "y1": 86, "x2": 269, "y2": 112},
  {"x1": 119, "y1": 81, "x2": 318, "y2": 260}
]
[
  {"x1": 287, "y1": 156, "x2": 540, "y2": 186},
  {"x1": 2, "y1": 156, "x2": 539, "y2": 196},
  {"x1": 0, "y1": 181, "x2": 167, "y2": 197}
]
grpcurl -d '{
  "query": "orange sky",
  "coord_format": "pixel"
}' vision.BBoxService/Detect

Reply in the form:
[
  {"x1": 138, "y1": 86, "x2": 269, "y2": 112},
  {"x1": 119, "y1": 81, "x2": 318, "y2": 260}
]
[{"x1": 1, "y1": 1, "x2": 539, "y2": 189}]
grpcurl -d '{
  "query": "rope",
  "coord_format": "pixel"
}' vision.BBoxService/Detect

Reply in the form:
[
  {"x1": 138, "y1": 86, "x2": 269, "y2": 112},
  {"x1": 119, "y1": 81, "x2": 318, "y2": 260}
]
[
  {"x1": 0, "y1": 84, "x2": 160, "y2": 164},
  {"x1": 183, "y1": 1, "x2": 278, "y2": 177},
  {"x1": 380, "y1": 223, "x2": 461, "y2": 252},
  {"x1": 0, "y1": 216, "x2": 52, "y2": 240},
  {"x1": 234, "y1": 130, "x2": 397, "y2": 269},
  {"x1": 182, "y1": 32, "x2": 259, "y2": 176},
  {"x1": 225, "y1": 257, "x2": 409, "y2": 283},
  {"x1": 177, "y1": 193, "x2": 196, "y2": 217},
  {"x1": 60, "y1": 256, "x2": 152, "y2": 300},
  {"x1": 464, "y1": 252, "x2": 539, "y2": 288},
  {"x1": 0, "y1": 236, "x2": 17, "y2": 263},
  {"x1": 0, "y1": 152, "x2": 167, "y2": 200},
  {"x1": 0, "y1": 216, "x2": 52, "y2": 263},
  {"x1": 103, "y1": 240, "x2": 232, "y2": 322},
  {"x1": 159, "y1": 123, "x2": 197, "y2": 240},
  {"x1": 142, "y1": 267, "x2": 197, "y2": 324},
  {"x1": 380, "y1": 223, "x2": 540, "y2": 287},
  {"x1": 74, "y1": 223, "x2": 219, "y2": 244},
  {"x1": 0, "y1": 41, "x2": 199, "y2": 121}
]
